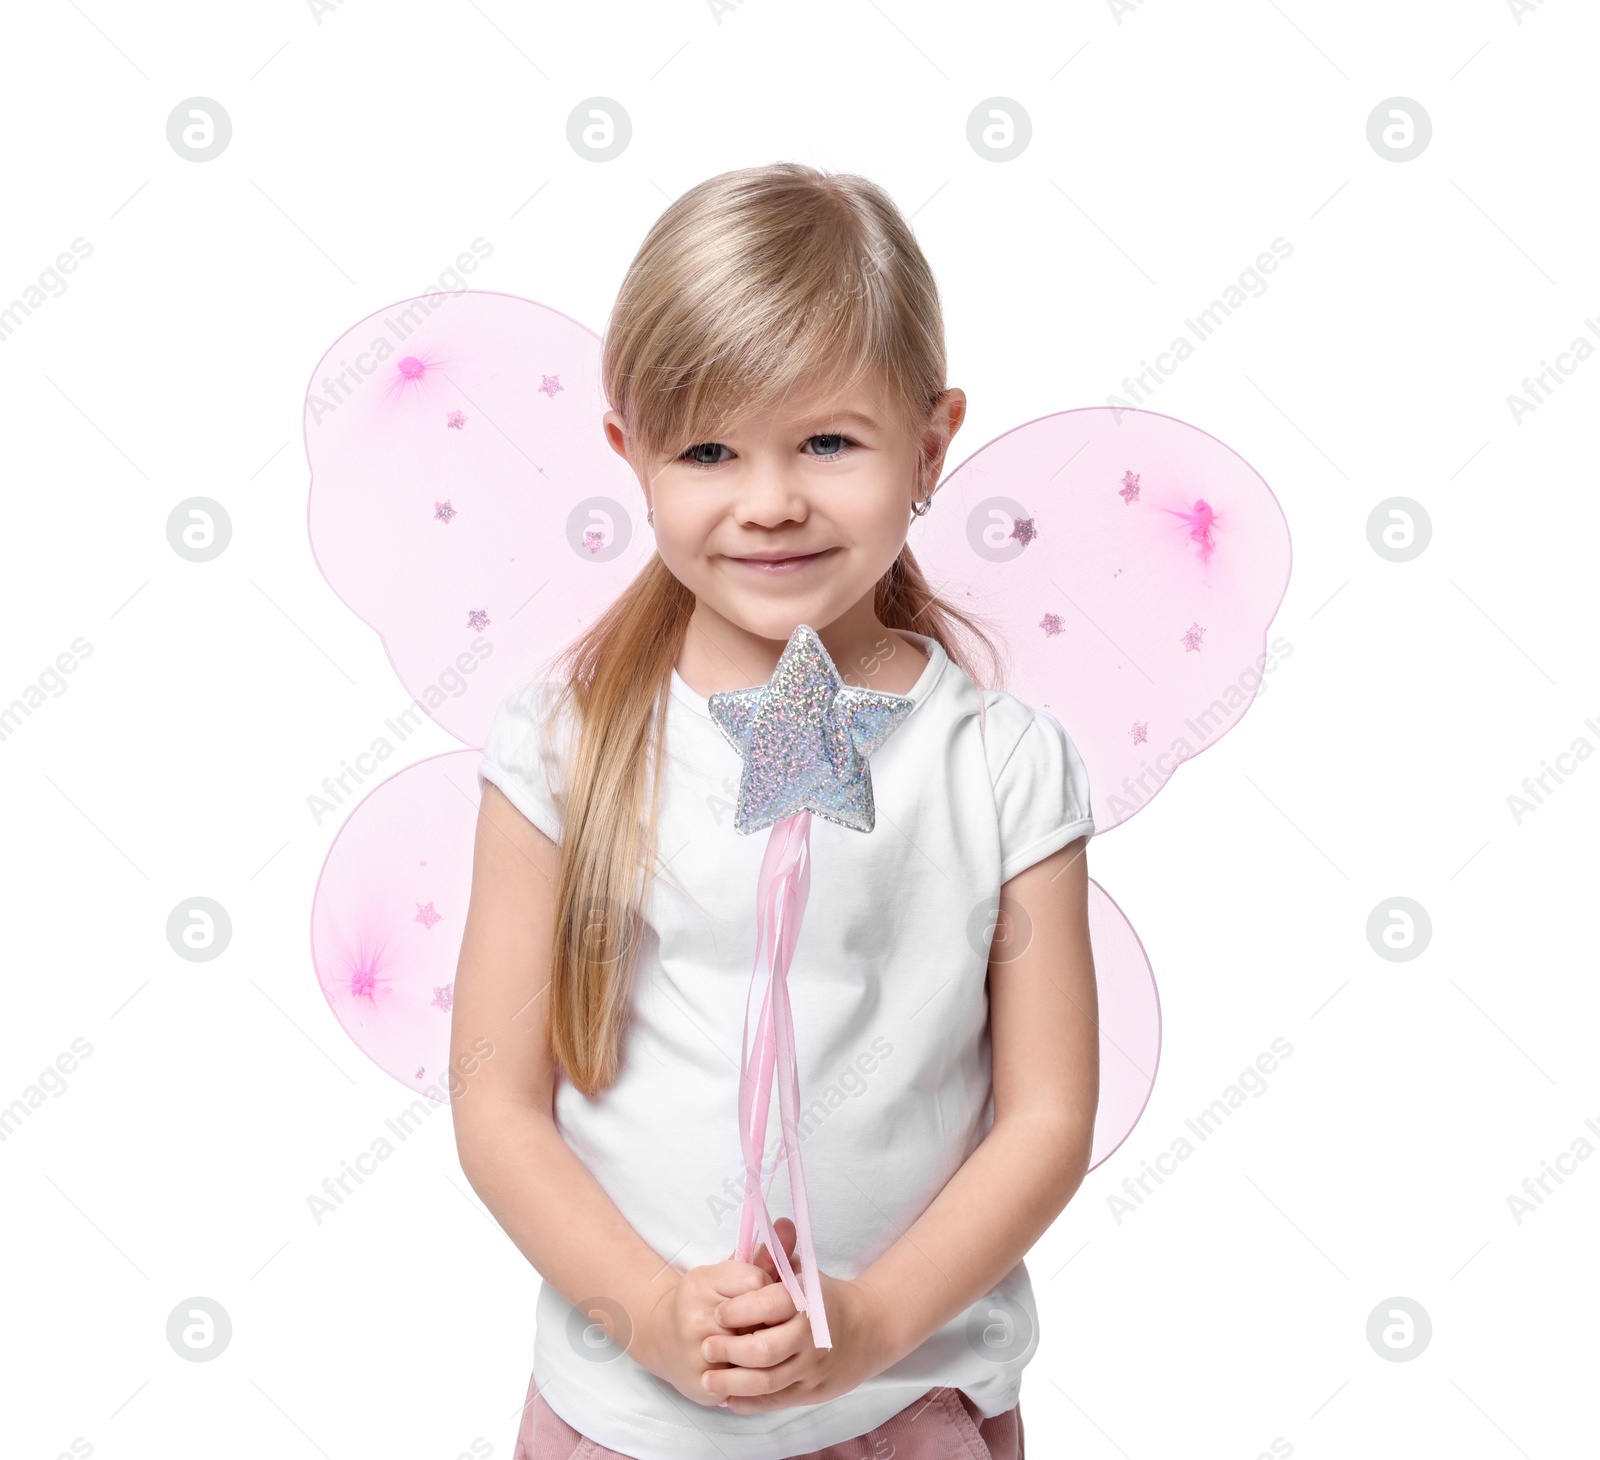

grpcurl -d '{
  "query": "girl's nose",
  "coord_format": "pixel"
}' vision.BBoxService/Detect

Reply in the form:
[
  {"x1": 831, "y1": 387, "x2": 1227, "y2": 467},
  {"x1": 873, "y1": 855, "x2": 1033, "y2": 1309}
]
[{"x1": 734, "y1": 465, "x2": 808, "y2": 527}]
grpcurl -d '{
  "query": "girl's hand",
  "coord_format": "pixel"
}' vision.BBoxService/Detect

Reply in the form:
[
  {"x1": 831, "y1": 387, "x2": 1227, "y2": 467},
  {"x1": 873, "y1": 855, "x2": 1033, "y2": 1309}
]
[
  {"x1": 636, "y1": 1223, "x2": 801, "y2": 1406},
  {"x1": 698, "y1": 1268, "x2": 895, "y2": 1414}
]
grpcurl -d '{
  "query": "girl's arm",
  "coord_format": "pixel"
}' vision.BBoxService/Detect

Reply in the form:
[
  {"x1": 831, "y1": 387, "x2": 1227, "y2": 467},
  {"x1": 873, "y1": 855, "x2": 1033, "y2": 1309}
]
[
  {"x1": 704, "y1": 834, "x2": 1099, "y2": 1408},
  {"x1": 854, "y1": 833, "x2": 1100, "y2": 1363},
  {"x1": 449, "y1": 783, "x2": 781, "y2": 1397}
]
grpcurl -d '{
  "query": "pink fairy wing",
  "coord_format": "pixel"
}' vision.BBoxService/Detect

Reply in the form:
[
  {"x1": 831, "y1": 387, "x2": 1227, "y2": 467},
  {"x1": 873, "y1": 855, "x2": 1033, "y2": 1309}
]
[
  {"x1": 303, "y1": 290, "x2": 653, "y2": 747},
  {"x1": 309, "y1": 751, "x2": 483, "y2": 1100},
  {"x1": 303, "y1": 289, "x2": 650, "y2": 1097},
  {"x1": 1085, "y1": 881, "x2": 1160, "y2": 1169},
  {"x1": 909, "y1": 406, "x2": 1291, "y2": 834},
  {"x1": 910, "y1": 406, "x2": 1290, "y2": 1169}
]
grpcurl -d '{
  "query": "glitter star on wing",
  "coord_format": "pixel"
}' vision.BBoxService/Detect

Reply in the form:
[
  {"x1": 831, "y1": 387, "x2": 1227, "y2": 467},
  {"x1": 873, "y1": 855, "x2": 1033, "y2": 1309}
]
[{"x1": 707, "y1": 624, "x2": 919, "y2": 835}]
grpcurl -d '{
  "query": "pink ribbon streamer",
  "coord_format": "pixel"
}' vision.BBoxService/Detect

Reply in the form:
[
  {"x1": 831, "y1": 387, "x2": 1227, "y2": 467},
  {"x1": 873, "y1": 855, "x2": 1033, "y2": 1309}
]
[{"x1": 732, "y1": 809, "x2": 832, "y2": 1351}]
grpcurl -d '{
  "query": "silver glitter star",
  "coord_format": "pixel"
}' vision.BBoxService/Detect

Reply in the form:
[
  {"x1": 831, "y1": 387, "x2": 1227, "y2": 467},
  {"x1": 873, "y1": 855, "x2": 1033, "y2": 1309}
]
[{"x1": 707, "y1": 624, "x2": 918, "y2": 835}]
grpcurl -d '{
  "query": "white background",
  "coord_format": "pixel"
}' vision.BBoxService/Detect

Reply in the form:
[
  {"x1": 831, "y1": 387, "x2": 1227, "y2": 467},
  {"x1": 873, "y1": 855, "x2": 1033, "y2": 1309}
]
[{"x1": 3, "y1": 1, "x2": 1596, "y2": 1457}]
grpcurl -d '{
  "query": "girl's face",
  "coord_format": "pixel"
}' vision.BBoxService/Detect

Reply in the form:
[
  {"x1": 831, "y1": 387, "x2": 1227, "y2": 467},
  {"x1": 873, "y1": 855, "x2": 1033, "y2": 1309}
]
[{"x1": 603, "y1": 373, "x2": 966, "y2": 650}]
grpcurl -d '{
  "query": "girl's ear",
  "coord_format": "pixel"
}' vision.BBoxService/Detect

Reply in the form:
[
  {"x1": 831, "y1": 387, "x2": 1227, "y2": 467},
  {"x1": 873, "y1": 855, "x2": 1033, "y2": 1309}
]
[
  {"x1": 602, "y1": 412, "x2": 656, "y2": 519},
  {"x1": 601, "y1": 409, "x2": 631, "y2": 462},
  {"x1": 917, "y1": 387, "x2": 967, "y2": 484}
]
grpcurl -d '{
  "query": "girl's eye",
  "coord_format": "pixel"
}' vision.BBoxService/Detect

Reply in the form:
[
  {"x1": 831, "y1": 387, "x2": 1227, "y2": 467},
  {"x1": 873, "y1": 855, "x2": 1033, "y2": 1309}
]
[
  {"x1": 680, "y1": 441, "x2": 731, "y2": 467},
  {"x1": 805, "y1": 433, "x2": 853, "y2": 460},
  {"x1": 676, "y1": 434, "x2": 857, "y2": 468}
]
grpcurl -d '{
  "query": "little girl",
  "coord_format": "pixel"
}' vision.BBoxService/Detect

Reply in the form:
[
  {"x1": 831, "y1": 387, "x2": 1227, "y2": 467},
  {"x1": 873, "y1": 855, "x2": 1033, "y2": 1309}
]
[{"x1": 450, "y1": 162, "x2": 1099, "y2": 1460}]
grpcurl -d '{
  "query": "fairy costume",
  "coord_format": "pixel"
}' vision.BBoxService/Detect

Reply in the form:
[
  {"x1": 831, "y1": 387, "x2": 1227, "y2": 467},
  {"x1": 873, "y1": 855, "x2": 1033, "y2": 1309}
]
[{"x1": 302, "y1": 289, "x2": 1289, "y2": 1459}]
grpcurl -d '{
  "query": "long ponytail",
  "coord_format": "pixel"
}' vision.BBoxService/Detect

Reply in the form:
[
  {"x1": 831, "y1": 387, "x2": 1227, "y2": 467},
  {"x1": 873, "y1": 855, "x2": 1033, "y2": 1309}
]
[{"x1": 542, "y1": 557, "x2": 691, "y2": 1095}]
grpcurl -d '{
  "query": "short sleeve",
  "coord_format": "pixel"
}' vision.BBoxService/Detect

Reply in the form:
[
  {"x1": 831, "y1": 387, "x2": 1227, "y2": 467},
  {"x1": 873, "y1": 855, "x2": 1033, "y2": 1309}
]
[
  {"x1": 477, "y1": 680, "x2": 573, "y2": 843},
  {"x1": 986, "y1": 695, "x2": 1096, "y2": 884}
]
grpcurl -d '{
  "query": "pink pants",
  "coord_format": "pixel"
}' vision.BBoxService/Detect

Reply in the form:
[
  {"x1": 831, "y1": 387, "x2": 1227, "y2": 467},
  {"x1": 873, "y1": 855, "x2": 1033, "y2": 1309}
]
[{"x1": 513, "y1": 1369, "x2": 1024, "y2": 1459}]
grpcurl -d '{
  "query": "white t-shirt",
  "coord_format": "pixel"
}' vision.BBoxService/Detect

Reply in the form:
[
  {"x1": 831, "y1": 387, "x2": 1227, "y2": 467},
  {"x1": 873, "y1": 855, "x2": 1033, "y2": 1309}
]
[{"x1": 477, "y1": 630, "x2": 1094, "y2": 1460}]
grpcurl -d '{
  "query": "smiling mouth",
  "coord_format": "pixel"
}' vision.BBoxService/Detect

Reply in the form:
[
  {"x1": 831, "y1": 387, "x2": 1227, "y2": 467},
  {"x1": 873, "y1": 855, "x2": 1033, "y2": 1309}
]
[{"x1": 727, "y1": 548, "x2": 833, "y2": 572}]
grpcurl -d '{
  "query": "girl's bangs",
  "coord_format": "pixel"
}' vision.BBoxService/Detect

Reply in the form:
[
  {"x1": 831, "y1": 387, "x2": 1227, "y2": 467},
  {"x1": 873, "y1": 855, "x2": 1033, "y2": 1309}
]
[{"x1": 645, "y1": 325, "x2": 903, "y2": 464}]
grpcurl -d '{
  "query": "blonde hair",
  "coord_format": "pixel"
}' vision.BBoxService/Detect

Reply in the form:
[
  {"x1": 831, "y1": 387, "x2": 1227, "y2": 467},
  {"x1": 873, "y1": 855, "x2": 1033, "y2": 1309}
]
[{"x1": 542, "y1": 162, "x2": 998, "y2": 1094}]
